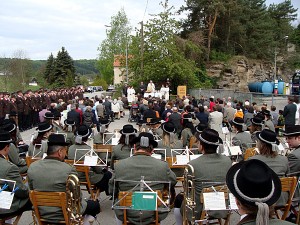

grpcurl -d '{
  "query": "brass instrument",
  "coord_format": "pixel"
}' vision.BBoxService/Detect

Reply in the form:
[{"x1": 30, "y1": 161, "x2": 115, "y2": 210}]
[
  {"x1": 183, "y1": 164, "x2": 196, "y2": 225},
  {"x1": 66, "y1": 174, "x2": 83, "y2": 225}
]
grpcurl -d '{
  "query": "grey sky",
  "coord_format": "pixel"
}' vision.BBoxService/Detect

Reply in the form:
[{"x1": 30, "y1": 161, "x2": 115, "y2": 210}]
[{"x1": 0, "y1": 0, "x2": 299, "y2": 60}]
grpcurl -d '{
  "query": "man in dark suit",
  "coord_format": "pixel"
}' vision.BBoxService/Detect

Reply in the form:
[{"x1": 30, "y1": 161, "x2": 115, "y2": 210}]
[
  {"x1": 67, "y1": 105, "x2": 80, "y2": 127},
  {"x1": 0, "y1": 131, "x2": 31, "y2": 218},
  {"x1": 103, "y1": 97, "x2": 113, "y2": 121},
  {"x1": 110, "y1": 132, "x2": 177, "y2": 225},
  {"x1": 283, "y1": 96, "x2": 297, "y2": 125},
  {"x1": 15, "y1": 91, "x2": 24, "y2": 131}
]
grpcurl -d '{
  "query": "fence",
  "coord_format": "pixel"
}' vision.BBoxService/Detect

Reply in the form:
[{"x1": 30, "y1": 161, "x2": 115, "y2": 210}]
[{"x1": 188, "y1": 89, "x2": 294, "y2": 111}]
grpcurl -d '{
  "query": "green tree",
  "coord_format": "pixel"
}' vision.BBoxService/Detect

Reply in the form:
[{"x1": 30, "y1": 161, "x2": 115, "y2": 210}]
[
  {"x1": 268, "y1": 0, "x2": 297, "y2": 42},
  {"x1": 97, "y1": 8, "x2": 131, "y2": 84},
  {"x1": 130, "y1": 1, "x2": 200, "y2": 90},
  {"x1": 92, "y1": 75, "x2": 108, "y2": 90},
  {"x1": 44, "y1": 53, "x2": 55, "y2": 84},
  {"x1": 46, "y1": 47, "x2": 76, "y2": 87},
  {"x1": 180, "y1": 0, "x2": 226, "y2": 61}
]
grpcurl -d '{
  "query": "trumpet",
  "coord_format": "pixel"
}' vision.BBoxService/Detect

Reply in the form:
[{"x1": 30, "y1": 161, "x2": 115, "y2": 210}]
[
  {"x1": 66, "y1": 174, "x2": 83, "y2": 225},
  {"x1": 182, "y1": 164, "x2": 196, "y2": 225}
]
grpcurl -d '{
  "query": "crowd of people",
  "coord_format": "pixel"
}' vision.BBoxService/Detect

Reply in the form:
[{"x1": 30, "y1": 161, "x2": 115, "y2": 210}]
[{"x1": 1, "y1": 86, "x2": 300, "y2": 225}]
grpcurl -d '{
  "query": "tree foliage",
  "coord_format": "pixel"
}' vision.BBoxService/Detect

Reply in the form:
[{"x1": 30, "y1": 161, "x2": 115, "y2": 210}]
[
  {"x1": 97, "y1": 8, "x2": 131, "y2": 84},
  {"x1": 43, "y1": 47, "x2": 76, "y2": 88},
  {"x1": 129, "y1": 1, "x2": 200, "y2": 90},
  {"x1": 180, "y1": 0, "x2": 298, "y2": 60}
]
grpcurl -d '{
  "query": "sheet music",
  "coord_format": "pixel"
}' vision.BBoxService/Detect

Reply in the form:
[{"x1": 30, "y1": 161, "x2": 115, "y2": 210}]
[
  {"x1": 0, "y1": 191, "x2": 14, "y2": 209},
  {"x1": 176, "y1": 155, "x2": 189, "y2": 165},
  {"x1": 229, "y1": 146, "x2": 242, "y2": 156},
  {"x1": 84, "y1": 155, "x2": 98, "y2": 166},
  {"x1": 151, "y1": 154, "x2": 162, "y2": 160},
  {"x1": 190, "y1": 154, "x2": 202, "y2": 160},
  {"x1": 0, "y1": 179, "x2": 16, "y2": 210},
  {"x1": 203, "y1": 192, "x2": 226, "y2": 210},
  {"x1": 229, "y1": 193, "x2": 238, "y2": 210},
  {"x1": 111, "y1": 138, "x2": 119, "y2": 146}
]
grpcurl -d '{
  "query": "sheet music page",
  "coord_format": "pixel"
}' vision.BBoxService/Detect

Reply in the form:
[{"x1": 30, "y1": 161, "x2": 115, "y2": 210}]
[
  {"x1": 84, "y1": 155, "x2": 98, "y2": 166},
  {"x1": 176, "y1": 155, "x2": 189, "y2": 165},
  {"x1": 111, "y1": 138, "x2": 119, "y2": 146},
  {"x1": 190, "y1": 154, "x2": 202, "y2": 160},
  {"x1": 0, "y1": 191, "x2": 14, "y2": 209},
  {"x1": 229, "y1": 146, "x2": 242, "y2": 156},
  {"x1": 151, "y1": 153, "x2": 162, "y2": 160},
  {"x1": 203, "y1": 192, "x2": 226, "y2": 210},
  {"x1": 229, "y1": 193, "x2": 238, "y2": 210}
]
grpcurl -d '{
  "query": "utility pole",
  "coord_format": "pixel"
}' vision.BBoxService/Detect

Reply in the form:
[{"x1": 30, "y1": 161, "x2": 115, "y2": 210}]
[{"x1": 140, "y1": 21, "x2": 144, "y2": 78}]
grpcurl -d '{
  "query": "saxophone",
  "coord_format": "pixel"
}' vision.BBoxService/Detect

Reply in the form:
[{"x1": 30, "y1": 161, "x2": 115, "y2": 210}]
[{"x1": 66, "y1": 174, "x2": 83, "y2": 225}]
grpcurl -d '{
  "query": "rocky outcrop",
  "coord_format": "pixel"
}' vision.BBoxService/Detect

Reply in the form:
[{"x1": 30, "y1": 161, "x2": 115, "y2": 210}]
[{"x1": 205, "y1": 56, "x2": 292, "y2": 92}]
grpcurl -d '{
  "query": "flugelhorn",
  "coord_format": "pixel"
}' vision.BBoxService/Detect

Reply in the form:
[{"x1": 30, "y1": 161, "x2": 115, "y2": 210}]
[
  {"x1": 182, "y1": 164, "x2": 196, "y2": 225},
  {"x1": 66, "y1": 174, "x2": 83, "y2": 225}
]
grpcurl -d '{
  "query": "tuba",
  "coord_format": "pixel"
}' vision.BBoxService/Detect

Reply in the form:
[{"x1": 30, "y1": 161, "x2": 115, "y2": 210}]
[
  {"x1": 66, "y1": 174, "x2": 83, "y2": 225},
  {"x1": 182, "y1": 164, "x2": 196, "y2": 225}
]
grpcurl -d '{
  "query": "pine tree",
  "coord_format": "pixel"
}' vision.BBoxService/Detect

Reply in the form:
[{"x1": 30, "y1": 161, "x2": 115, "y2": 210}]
[
  {"x1": 52, "y1": 47, "x2": 76, "y2": 87},
  {"x1": 44, "y1": 53, "x2": 55, "y2": 84}
]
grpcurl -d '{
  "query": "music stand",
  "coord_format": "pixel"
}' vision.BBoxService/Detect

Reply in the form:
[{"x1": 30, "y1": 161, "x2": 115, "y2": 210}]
[
  {"x1": 112, "y1": 176, "x2": 171, "y2": 212},
  {"x1": 130, "y1": 148, "x2": 167, "y2": 161},
  {"x1": 73, "y1": 148, "x2": 108, "y2": 167}
]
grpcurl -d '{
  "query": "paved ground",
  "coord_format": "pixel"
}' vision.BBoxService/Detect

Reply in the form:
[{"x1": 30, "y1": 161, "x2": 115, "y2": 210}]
[{"x1": 16, "y1": 91, "x2": 242, "y2": 225}]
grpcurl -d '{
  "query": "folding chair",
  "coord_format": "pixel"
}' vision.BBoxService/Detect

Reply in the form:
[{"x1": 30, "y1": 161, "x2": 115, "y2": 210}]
[
  {"x1": 64, "y1": 160, "x2": 100, "y2": 201},
  {"x1": 275, "y1": 176, "x2": 298, "y2": 220},
  {"x1": 166, "y1": 157, "x2": 185, "y2": 183},
  {"x1": 25, "y1": 156, "x2": 40, "y2": 168},
  {"x1": 29, "y1": 191, "x2": 69, "y2": 225},
  {"x1": 243, "y1": 147, "x2": 258, "y2": 161},
  {"x1": 199, "y1": 184, "x2": 231, "y2": 225}
]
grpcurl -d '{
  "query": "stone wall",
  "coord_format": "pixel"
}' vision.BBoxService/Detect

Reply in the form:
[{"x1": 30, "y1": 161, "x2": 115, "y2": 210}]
[{"x1": 205, "y1": 56, "x2": 292, "y2": 92}]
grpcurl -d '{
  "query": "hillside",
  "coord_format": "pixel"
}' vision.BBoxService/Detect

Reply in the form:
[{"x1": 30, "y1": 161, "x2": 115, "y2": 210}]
[{"x1": 0, "y1": 58, "x2": 99, "y2": 75}]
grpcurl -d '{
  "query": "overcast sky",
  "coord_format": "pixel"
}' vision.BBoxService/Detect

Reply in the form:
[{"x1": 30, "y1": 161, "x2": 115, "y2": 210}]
[{"x1": 0, "y1": 0, "x2": 299, "y2": 60}]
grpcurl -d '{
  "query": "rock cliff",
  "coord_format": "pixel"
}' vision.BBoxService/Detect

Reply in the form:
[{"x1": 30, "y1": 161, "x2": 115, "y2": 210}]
[{"x1": 206, "y1": 56, "x2": 292, "y2": 92}]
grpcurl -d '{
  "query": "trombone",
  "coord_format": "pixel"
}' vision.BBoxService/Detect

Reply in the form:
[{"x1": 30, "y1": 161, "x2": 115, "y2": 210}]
[{"x1": 182, "y1": 164, "x2": 196, "y2": 225}]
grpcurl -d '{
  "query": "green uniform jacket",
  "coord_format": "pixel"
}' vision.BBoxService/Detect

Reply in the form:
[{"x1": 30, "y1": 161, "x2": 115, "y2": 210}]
[
  {"x1": 8, "y1": 143, "x2": 27, "y2": 174},
  {"x1": 0, "y1": 157, "x2": 29, "y2": 215},
  {"x1": 27, "y1": 157, "x2": 87, "y2": 223},
  {"x1": 28, "y1": 140, "x2": 48, "y2": 158},
  {"x1": 187, "y1": 153, "x2": 232, "y2": 220},
  {"x1": 111, "y1": 144, "x2": 132, "y2": 170},
  {"x1": 232, "y1": 131, "x2": 254, "y2": 152},
  {"x1": 238, "y1": 215, "x2": 294, "y2": 225},
  {"x1": 110, "y1": 153, "x2": 177, "y2": 225},
  {"x1": 248, "y1": 155, "x2": 289, "y2": 206},
  {"x1": 68, "y1": 144, "x2": 103, "y2": 184},
  {"x1": 181, "y1": 128, "x2": 193, "y2": 148},
  {"x1": 288, "y1": 146, "x2": 300, "y2": 174}
]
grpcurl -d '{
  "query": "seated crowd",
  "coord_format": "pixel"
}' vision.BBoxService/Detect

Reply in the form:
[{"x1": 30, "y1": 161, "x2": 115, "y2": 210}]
[{"x1": 0, "y1": 91, "x2": 300, "y2": 225}]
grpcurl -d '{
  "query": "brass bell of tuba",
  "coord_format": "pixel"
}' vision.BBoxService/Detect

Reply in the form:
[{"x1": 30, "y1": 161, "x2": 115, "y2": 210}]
[
  {"x1": 66, "y1": 174, "x2": 83, "y2": 225},
  {"x1": 182, "y1": 164, "x2": 196, "y2": 225}
]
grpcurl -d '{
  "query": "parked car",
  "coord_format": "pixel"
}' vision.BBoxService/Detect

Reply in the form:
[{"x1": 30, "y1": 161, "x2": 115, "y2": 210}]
[
  {"x1": 85, "y1": 86, "x2": 103, "y2": 93},
  {"x1": 107, "y1": 85, "x2": 116, "y2": 92}
]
